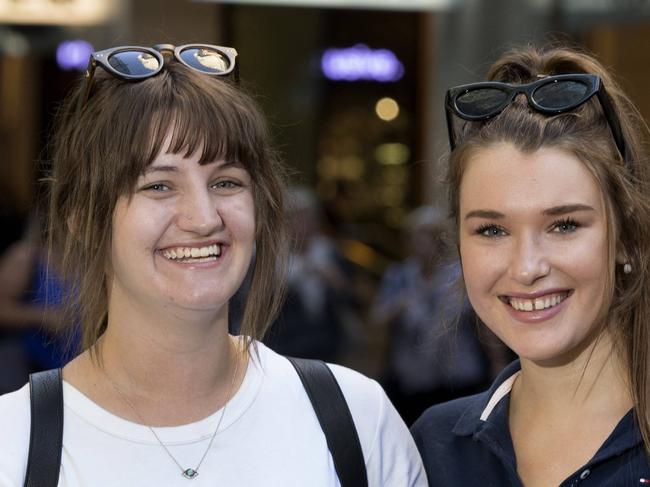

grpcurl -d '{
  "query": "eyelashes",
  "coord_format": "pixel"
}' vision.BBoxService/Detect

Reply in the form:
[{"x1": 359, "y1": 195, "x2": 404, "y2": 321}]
[
  {"x1": 475, "y1": 223, "x2": 506, "y2": 237},
  {"x1": 551, "y1": 217, "x2": 580, "y2": 233},
  {"x1": 474, "y1": 217, "x2": 582, "y2": 238}
]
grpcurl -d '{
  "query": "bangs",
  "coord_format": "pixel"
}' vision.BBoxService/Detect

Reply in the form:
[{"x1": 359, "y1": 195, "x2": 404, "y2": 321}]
[
  {"x1": 84, "y1": 66, "x2": 269, "y2": 196},
  {"x1": 143, "y1": 83, "x2": 266, "y2": 170}
]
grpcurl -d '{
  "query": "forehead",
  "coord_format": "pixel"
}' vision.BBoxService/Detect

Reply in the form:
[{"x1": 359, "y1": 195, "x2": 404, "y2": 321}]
[
  {"x1": 459, "y1": 143, "x2": 604, "y2": 215},
  {"x1": 144, "y1": 149, "x2": 245, "y2": 172}
]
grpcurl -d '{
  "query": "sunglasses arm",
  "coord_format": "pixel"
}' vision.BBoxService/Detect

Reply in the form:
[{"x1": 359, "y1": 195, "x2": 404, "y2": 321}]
[
  {"x1": 77, "y1": 59, "x2": 97, "y2": 115},
  {"x1": 445, "y1": 93, "x2": 457, "y2": 151},
  {"x1": 596, "y1": 89, "x2": 632, "y2": 168}
]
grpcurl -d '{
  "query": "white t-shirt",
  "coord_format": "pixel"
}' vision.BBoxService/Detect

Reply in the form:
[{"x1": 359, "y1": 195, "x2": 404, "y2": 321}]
[{"x1": 0, "y1": 342, "x2": 427, "y2": 486}]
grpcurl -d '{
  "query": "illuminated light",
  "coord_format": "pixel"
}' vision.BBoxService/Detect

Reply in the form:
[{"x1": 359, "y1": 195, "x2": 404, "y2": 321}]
[
  {"x1": 375, "y1": 143, "x2": 410, "y2": 165},
  {"x1": 339, "y1": 239, "x2": 388, "y2": 271},
  {"x1": 57, "y1": 40, "x2": 94, "y2": 71},
  {"x1": 375, "y1": 97, "x2": 399, "y2": 121},
  {"x1": 321, "y1": 44, "x2": 404, "y2": 82}
]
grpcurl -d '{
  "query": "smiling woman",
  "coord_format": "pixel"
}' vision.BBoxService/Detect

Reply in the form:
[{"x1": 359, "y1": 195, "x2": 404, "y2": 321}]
[
  {"x1": 411, "y1": 45, "x2": 650, "y2": 487},
  {"x1": 460, "y1": 144, "x2": 610, "y2": 365},
  {"x1": 0, "y1": 44, "x2": 426, "y2": 486}
]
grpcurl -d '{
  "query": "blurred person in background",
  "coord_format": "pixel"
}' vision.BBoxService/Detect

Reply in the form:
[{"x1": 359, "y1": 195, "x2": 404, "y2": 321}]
[
  {"x1": 0, "y1": 43, "x2": 426, "y2": 486},
  {"x1": 371, "y1": 205, "x2": 489, "y2": 425},
  {"x1": 0, "y1": 213, "x2": 71, "y2": 394},
  {"x1": 0, "y1": 129, "x2": 33, "y2": 392},
  {"x1": 265, "y1": 186, "x2": 354, "y2": 363},
  {"x1": 412, "y1": 45, "x2": 650, "y2": 485}
]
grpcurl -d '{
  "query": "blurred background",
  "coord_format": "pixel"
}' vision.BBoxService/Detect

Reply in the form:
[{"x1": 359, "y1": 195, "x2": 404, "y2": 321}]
[{"x1": 1, "y1": 0, "x2": 649, "y2": 424}]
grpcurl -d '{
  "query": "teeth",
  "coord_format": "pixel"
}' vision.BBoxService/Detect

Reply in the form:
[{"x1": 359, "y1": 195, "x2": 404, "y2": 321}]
[
  {"x1": 508, "y1": 292, "x2": 567, "y2": 312},
  {"x1": 162, "y1": 244, "x2": 221, "y2": 261}
]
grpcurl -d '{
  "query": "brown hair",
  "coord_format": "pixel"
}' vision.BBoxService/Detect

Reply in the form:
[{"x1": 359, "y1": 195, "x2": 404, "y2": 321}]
[
  {"x1": 48, "y1": 59, "x2": 288, "y2": 357},
  {"x1": 446, "y1": 45, "x2": 650, "y2": 453}
]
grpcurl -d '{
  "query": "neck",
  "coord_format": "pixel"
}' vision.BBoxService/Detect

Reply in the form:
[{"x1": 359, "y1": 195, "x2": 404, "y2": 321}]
[
  {"x1": 512, "y1": 330, "x2": 632, "y2": 418},
  {"x1": 105, "y1": 298, "x2": 234, "y2": 396},
  {"x1": 63, "y1": 287, "x2": 249, "y2": 426}
]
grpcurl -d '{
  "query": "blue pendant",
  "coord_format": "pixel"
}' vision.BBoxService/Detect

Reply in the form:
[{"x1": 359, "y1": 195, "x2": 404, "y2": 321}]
[{"x1": 182, "y1": 468, "x2": 198, "y2": 479}]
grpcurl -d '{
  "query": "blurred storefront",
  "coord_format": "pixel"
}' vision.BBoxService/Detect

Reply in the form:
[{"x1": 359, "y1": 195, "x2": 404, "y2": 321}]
[
  {"x1": 3, "y1": 0, "x2": 649, "y2": 255},
  {"x1": 1, "y1": 0, "x2": 649, "y2": 379}
]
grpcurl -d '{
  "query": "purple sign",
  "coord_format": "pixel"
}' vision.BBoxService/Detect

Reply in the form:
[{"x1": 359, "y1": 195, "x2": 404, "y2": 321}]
[
  {"x1": 321, "y1": 44, "x2": 404, "y2": 82},
  {"x1": 56, "y1": 40, "x2": 94, "y2": 71}
]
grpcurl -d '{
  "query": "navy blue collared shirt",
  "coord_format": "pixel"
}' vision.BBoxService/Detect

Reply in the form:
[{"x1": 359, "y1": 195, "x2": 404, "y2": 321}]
[{"x1": 411, "y1": 361, "x2": 650, "y2": 486}]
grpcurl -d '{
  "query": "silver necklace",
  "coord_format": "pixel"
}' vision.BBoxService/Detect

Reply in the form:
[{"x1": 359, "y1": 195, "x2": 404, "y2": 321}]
[{"x1": 103, "y1": 348, "x2": 240, "y2": 480}]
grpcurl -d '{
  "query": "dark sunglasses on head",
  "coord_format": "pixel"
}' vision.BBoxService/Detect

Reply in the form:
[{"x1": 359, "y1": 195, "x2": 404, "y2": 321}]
[
  {"x1": 445, "y1": 73, "x2": 630, "y2": 165},
  {"x1": 78, "y1": 43, "x2": 239, "y2": 112}
]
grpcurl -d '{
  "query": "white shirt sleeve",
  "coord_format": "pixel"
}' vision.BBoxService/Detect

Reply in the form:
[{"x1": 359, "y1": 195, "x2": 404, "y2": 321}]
[
  {"x1": 0, "y1": 384, "x2": 31, "y2": 487},
  {"x1": 329, "y1": 364, "x2": 429, "y2": 487}
]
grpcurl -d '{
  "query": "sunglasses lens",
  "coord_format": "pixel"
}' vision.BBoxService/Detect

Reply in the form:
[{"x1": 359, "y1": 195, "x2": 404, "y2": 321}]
[
  {"x1": 108, "y1": 50, "x2": 161, "y2": 77},
  {"x1": 533, "y1": 80, "x2": 589, "y2": 110},
  {"x1": 178, "y1": 47, "x2": 232, "y2": 74},
  {"x1": 455, "y1": 88, "x2": 509, "y2": 117}
]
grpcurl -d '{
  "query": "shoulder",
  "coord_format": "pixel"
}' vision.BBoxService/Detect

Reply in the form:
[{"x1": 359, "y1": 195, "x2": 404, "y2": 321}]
[
  {"x1": 256, "y1": 343, "x2": 386, "y2": 429},
  {"x1": 256, "y1": 344, "x2": 427, "y2": 486},
  {"x1": 327, "y1": 363, "x2": 428, "y2": 486},
  {"x1": 0, "y1": 384, "x2": 31, "y2": 486},
  {"x1": 412, "y1": 392, "x2": 518, "y2": 487},
  {"x1": 411, "y1": 393, "x2": 483, "y2": 446},
  {"x1": 326, "y1": 363, "x2": 387, "y2": 443},
  {"x1": 411, "y1": 361, "x2": 522, "y2": 450}
]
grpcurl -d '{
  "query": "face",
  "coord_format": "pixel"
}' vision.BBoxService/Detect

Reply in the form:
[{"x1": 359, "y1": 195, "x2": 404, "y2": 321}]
[
  {"x1": 109, "y1": 145, "x2": 255, "y2": 316},
  {"x1": 459, "y1": 143, "x2": 612, "y2": 366}
]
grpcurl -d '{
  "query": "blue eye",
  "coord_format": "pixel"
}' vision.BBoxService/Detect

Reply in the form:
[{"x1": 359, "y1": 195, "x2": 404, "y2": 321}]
[
  {"x1": 476, "y1": 224, "x2": 507, "y2": 237},
  {"x1": 552, "y1": 218, "x2": 580, "y2": 233},
  {"x1": 143, "y1": 183, "x2": 170, "y2": 192},
  {"x1": 211, "y1": 180, "x2": 243, "y2": 192},
  {"x1": 214, "y1": 181, "x2": 237, "y2": 189}
]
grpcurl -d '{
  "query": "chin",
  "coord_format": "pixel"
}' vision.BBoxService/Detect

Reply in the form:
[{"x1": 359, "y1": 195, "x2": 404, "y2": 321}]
[
  {"x1": 514, "y1": 343, "x2": 582, "y2": 367},
  {"x1": 167, "y1": 293, "x2": 232, "y2": 312}
]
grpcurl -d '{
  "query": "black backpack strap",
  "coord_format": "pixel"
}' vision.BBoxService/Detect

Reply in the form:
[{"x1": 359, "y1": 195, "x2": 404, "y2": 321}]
[
  {"x1": 25, "y1": 368, "x2": 64, "y2": 487},
  {"x1": 287, "y1": 357, "x2": 368, "y2": 487}
]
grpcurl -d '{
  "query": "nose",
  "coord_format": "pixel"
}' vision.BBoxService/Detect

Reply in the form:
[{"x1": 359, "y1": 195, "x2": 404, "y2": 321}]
[
  {"x1": 508, "y1": 232, "x2": 551, "y2": 286},
  {"x1": 176, "y1": 188, "x2": 223, "y2": 236}
]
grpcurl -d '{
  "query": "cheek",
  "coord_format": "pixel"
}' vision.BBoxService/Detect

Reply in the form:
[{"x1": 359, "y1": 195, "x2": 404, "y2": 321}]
[
  {"x1": 459, "y1": 239, "x2": 502, "y2": 303},
  {"x1": 226, "y1": 193, "x2": 256, "y2": 242},
  {"x1": 111, "y1": 201, "x2": 168, "y2": 262},
  {"x1": 459, "y1": 243, "x2": 492, "y2": 326},
  {"x1": 557, "y1": 231, "x2": 610, "y2": 301}
]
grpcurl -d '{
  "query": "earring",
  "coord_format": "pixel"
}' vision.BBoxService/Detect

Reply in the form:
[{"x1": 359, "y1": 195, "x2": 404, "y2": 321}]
[{"x1": 623, "y1": 263, "x2": 632, "y2": 274}]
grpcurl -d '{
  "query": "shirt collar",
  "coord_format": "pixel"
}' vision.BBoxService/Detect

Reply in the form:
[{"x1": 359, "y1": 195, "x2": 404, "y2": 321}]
[
  {"x1": 453, "y1": 360, "x2": 521, "y2": 437},
  {"x1": 452, "y1": 359, "x2": 643, "y2": 460}
]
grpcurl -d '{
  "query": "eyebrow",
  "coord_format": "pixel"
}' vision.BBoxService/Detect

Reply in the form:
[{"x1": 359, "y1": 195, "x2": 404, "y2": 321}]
[
  {"x1": 464, "y1": 209, "x2": 505, "y2": 220},
  {"x1": 542, "y1": 204, "x2": 595, "y2": 216},
  {"x1": 464, "y1": 204, "x2": 595, "y2": 220},
  {"x1": 144, "y1": 160, "x2": 243, "y2": 175}
]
